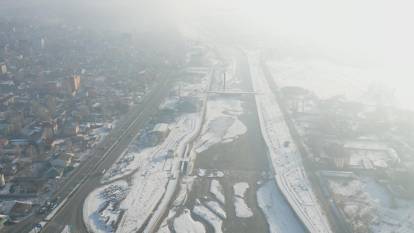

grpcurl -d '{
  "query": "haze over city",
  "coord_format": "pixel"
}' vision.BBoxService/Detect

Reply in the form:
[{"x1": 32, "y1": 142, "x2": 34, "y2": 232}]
[{"x1": 0, "y1": 1, "x2": 413, "y2": 233}]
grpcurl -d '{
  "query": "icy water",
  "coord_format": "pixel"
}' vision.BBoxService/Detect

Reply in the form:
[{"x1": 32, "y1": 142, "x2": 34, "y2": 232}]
[{"x1": 186, "y1": 49, "x2": 306, "y2": 233}]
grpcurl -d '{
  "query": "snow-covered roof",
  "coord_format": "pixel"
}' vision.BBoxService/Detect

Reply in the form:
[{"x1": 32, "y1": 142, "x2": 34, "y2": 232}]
[{"x1": 152, "y1": 123, "x2": 169, "y2": 133}]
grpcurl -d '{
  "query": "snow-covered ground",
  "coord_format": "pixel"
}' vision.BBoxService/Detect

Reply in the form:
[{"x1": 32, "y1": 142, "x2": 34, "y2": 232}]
[
  {"x1": 193, "y1": 202, "x2": 223, "y2": 233},
  {"x1": 234, "y1": 197, "x2": 253, "y2": 218},
  {"x1": 116, "y1": 114, "x2": 199, "y2": 233},
  {"x1": 268, "y1": 59, "x2": 369, "y2": 101},
  {"x1": 101, "y1": 147, "x2": 152, "y2": 183},
  {"x1": 257, "y1": 181, "x2": 306, "y2": 233},
  {"x1": 267, "y1": 58, "x2": 402, "y2": 109},
  {"x1": 85, "y1": 111, "x2": 203, "y2": 233},
  {"x1": 233, "y1": 182, "x2": 249, "y2": 198},
  {"x1": 82, "y1": 54, "x2": 211, "y2": 233},
  {"x1": 205, "y1": 200, "x2": 226, "y2": 219},
  {"x1": 328, "y1": 176, "x2": 414, "y2": 233},
  {"x1": 343, "y1": 140, "x2": 400, "y2": 170},
  {"x1": 210, "y1": 179, "x2": 225, "y2": 205},
  {"x1": 195, "y1": 98, "x2": 247, "y2": 153},
  {"x1": 233, "y1": 182, "x2": 253, "y2": 218},
  {"x1": 60, "y1": 225, "x2": 71, "y2": 233},
  {"x1": 177, "y1": 75, "x2": 210, "y2": 98},
  {"x1": 174, "y1": 209, "x2": 206, "y2": 233},
  {"x1": 83, "y1": 181, "x2": 129, "y2": 233},
  {"x1": 249, "y1": 51, "x2": 332, "y2": 233},
  {"x1": 197, "y1": 168, "x2": 225, "y2": 178}
]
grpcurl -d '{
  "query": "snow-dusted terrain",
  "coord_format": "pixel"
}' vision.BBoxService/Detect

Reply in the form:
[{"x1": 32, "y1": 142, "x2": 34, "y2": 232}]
[
  {"x1": 83, "y1": 181, "x2": 129, "y2": 233},
  {"x1": 233, "y1": 182, "x2": 253, "y2": 218},
  {"x1": 173, "y1": 209, "x2": 206, "y2": 233},
  {"x1": 249, "y1": 51, "x2": 332, "y2": 233},
  {"x1": 83, "y1": 61, "x2": 211, "y2": 233},
  {"x1": 327, "y1": 176, "x2": 414, "y2": 233},
  {"x1": 267, "y1": 59, "x2": 402, "y2": 109},
  {"x1": 193, "y1": 202, "x2": 223, "y2": 233},
  {"x1": 210, "y1": 179, "x2": 225, "y2": 205},
  {"x1": 257, "y1": 181, "x2": 306, "y2": 233},
  {"x1": 116, "y1": 114, "x2": 200, "y2": 233},
  {"x1": 195, "y1": 98, "x2": 247, "y2": 153},
  {"x1": 234, "y1": 197, "x2": 253, "y2": 218},
  {"x1": 233, "y1": 182, "x2": 249, "y2": 197},
  {"x1": 205, "y1": 200, "x2": 226, "y2": 219}
]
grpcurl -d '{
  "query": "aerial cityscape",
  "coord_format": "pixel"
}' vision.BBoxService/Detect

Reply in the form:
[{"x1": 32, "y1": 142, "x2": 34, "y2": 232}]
[{"x1": 0, "y1": 0, "x2": 413, "y2": 233}]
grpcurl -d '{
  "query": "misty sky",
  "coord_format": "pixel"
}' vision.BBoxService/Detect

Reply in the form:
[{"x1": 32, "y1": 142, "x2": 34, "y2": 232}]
[{"x1": 2, "y1": 0, "x2": 414, "y2": 108}]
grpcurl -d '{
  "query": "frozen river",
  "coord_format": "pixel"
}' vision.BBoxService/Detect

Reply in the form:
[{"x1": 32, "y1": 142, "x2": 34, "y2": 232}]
[{"x1": 185, "y1": 48, "x2": 306, "y2": 233}]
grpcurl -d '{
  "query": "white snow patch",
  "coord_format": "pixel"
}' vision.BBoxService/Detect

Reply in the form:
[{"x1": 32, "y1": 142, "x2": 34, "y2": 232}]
[
  {"x1": 232, "y1": 182, "x2": 253, "y2": 218},
  {"x1": 116, "y1": 114, "x2": 200, "y2": 233},
  {"x1": 210, "y1": 179, "x2": 225, "y2": 204},
  {"x1": 159, "y1": 97, "x2": 179, "y2": 110},
  {"x1": 173, "y1": 209, "x2": 206, "y2": 233},
  {"x1": 268, "y1": 58, "x2": 414, "y2": 110},
  {"x1": 102, "y1": 148, "x2": 153, "y2": 183},
  {"x1": 233, "y1": 182, "x2": 249, "y2": 198},
  {"x1": 83, "y1": 181, "x2": 128, "y2": 233},
  {"x1": 193, "y1": 204, "x2": 223, "y2": 233},
  {"x1": 207, "y1": 170, "x2": 225, "y2": 178},
  {"x1": 197, "y1": 168, "x2": 207, "y2": 177},
  {"x1": 257, "y1": 181, "x2": 306, "y2": 233},
  {"x1": 205, "y1": 200, "x2": 226, "y2": 219},
  {"x1": 328, "y1": 176, "x2": 414, "y2": 233},
  {"x1": 234, "y1": 197, "x2": 253, "y2": 218},
  {"x1": 195, "y1": 98, "x2": 246, "y2": 153},
  {"x1": 157, "y1": 225, "x2": 171, "y2": 233}
]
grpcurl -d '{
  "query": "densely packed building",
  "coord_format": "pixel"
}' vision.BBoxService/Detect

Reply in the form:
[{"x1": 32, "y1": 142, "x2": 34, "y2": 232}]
[{"x1": 0, "y1": 18, "x2": 184, "y2": 224}]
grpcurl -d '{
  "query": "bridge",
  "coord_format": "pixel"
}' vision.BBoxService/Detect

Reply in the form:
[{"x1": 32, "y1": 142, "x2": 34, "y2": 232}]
[{"x1": 208, "y1": 90, "x2": 258, "y2": 95}]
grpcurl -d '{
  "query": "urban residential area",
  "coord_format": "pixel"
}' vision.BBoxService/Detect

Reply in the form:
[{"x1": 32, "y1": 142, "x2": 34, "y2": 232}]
[{"x1": 1, "y1": 1, "x2": 414, "y2": 233}]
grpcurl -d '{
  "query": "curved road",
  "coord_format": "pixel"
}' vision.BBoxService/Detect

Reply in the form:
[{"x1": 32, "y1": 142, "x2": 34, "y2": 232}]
[
  {"x1": 3, "y1": 75, "x2": 175, "y2": 233},
  {"x1": 41, "y1": 79, "x2": 173, "y2": 233}
]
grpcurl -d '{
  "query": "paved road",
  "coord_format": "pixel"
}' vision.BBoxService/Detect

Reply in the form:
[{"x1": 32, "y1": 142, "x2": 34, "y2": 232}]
[
  {"x1": 3, "y1": 75, "x2": 174, "y2": 233},
  {"x1": 43, "y1": 79, "x2": 173, "y2": 233}
]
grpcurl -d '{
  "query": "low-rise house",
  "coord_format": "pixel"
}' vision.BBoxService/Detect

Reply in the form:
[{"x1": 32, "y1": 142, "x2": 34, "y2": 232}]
[
  {"x1": 10, "y1": 177, "x2": 45, "y2": 194},
  {"x1": 50, "y1": 152, "x2": 73, "y2": 168},
  {"x1": 31, "y1": 160, "x2": 50, "y2": 177},
  {"x1": 45, "y1": 166, "x2": 64, "y2": 179},
  {"x1": 0, "y1": 123, "x2": 11, "y2": 135},
  {"x1": 63, "y1": 122, "x2": 80, "y2": 136},
  {"x1": 9, "y1": 201, "x2": 32, "y2": 218},
  {"x1": 0, "y1": 215, "x2": 8, "y2": 229}
]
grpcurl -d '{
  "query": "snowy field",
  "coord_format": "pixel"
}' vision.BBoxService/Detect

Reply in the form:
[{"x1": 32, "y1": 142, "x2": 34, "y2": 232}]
[
  {"x1": 210, "y1": 179, "x2": 225, "y2": 205},
  {"x1": 205, "y1": 200, "x2": 226, "y2": 219},
  {"x1": 267, "y1": 58, "x2": 409, "y2": 109},
  {"x1": 116, "y1": 114, "x2": 199, "y2": 233},
  {"x1": 82, "y1": 55, "x2": 211, "y2": 233},
  {"x1": 249, "y1": 51, "x2": 332, "y2": 233},
  {"x1": 257, "y1": 181, "x2": 306, "y2": 233},
  {"x1": 233, "y1": 182, "x2": 253, "y2": 218},
  {"x1": 328, "y1": 176, "x2": 414, "y2": 233},
  {"x1": 197, "y1": 168, "x2": 225, "y2": 178},
  {"x1": 85, "y1": 110, "x2": 204, "y2": 233},
  {"x1": 195, "y1": 98, "x2": 247, "y2": 153},
  {"x1": 83, "y1": 181, "x2": 129, "y2": 233},
  {"x1": 193, "y1": 202, "x2": 223, "y2": 233},
  {"x1": 173, "y1": 209, "x2": 206, "y2": 233}
]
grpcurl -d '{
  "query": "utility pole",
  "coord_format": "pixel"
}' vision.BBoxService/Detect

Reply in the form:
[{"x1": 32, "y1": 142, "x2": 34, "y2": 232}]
[{"x1": 223, "y1": 71, "x2": 226, "y2": 91}]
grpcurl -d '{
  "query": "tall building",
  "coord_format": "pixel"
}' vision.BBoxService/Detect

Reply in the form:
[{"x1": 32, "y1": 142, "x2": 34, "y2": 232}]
[
  {"x1": 0, "y1": 174, "x2": 5, "y2": 187},
  {"x1": 40, "y1": 38, "x2": 45, "y2": 49},
  {"x1": 64, "y1": 75, "x2": 81, "y2": 96},
  {"x1": 0, "y1": 63, "x2": 7, "y2": 75}
]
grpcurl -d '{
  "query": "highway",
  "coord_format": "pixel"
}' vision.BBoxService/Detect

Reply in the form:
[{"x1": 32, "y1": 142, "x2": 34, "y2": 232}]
[{"x1": 3, "y1": 74, "x2": 174, "y2": 233}]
